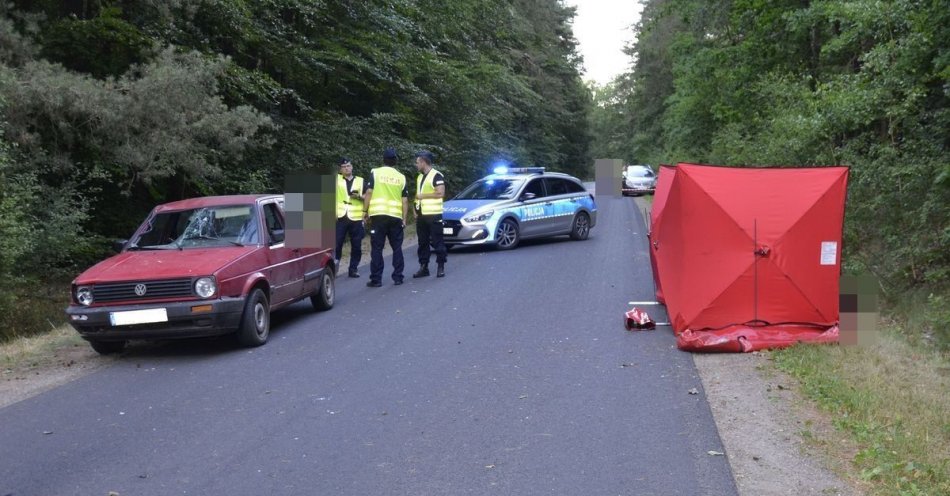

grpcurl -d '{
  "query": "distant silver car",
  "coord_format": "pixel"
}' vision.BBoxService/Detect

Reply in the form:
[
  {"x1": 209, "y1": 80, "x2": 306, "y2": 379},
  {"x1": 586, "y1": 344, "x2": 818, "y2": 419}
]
[{"x1": 622, "y1": 165, "x2": 656, "y2": 196}]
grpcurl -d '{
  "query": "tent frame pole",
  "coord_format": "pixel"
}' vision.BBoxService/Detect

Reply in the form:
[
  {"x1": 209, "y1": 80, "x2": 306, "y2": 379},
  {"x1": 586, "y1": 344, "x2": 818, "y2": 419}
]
[{"x1": 754, "y1": 218, "x2": 758, "y2": 324}]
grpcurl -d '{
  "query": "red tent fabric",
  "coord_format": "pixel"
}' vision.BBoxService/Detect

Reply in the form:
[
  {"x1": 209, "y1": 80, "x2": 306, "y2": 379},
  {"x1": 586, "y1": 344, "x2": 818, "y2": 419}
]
[
  {"x1": 647, "y1": 165, "x2": 675, "y2": 303},
  {"x1": 651, "y1": 163, "x2": 849, "y2": 352}
]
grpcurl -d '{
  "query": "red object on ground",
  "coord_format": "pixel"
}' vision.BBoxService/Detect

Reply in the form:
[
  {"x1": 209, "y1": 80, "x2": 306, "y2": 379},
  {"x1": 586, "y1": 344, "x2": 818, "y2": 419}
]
[
  {"x1": 624, "y1": 307, "x2": 656, "y2": 331},
  {"x1": 651, "y1": 164, "x2": 849, "y2": 352},
  {"x1": 676, "y1": 324, "x2": 840, "y2": 352},
  {"x1": 648, "y1": 165, "x2": 675, "y2": 304}
]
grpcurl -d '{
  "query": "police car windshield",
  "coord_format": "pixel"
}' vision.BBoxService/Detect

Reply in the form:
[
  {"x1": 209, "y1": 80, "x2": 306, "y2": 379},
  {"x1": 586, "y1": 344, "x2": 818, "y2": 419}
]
[{"x1": 455, "y1": 178, "x2": 525, "y2": 200}]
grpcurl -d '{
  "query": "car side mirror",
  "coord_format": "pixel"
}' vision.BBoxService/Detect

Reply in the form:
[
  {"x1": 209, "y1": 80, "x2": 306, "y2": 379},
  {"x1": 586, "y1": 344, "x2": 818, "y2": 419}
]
[
  {"x1": 112, "y1": 239, "x2": 128, "y2": 253},
  {"x1": 270, "y1": 229, "x2": 285, "y2": 244},
  {"x1": 521, "y1": 192, "x2": 536, "y2": 202}
]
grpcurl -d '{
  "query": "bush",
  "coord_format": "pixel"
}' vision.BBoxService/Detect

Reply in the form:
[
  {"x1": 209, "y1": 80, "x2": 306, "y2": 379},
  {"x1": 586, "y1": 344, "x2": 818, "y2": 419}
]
[{"x1": 40, "y1": 8, "x2": 155, "y2": 78}]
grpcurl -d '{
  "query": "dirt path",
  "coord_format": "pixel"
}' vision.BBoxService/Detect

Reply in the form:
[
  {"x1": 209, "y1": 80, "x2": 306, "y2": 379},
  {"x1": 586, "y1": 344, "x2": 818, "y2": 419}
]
[
  {"x1": 693, "y1": 352, "x2": 859, "y2": 496},
  {"x1": 0, "y1": 327, "x2": 114, "y2": 410}
]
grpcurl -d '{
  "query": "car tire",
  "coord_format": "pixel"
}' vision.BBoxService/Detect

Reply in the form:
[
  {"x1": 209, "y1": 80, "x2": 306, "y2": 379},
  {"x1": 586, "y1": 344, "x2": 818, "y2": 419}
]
[
  {"x1": 495, "y1": 218, "x2": 520, "y2": 250},
  {"x1": 570, "y1": 212, "x2": 591, "y2": 241},
  {"x1": 310, "y1": 269, "x2": 335, "y2": 311},
  {"x1": 445, "y1": 244, "x2": 455, "y2": 252},
  {"x1": 88, "y1": 340, "x2": 126, "y2": 355},
  {"x1": 236, "y1": 288, "x2": 270, "y2": 347}
]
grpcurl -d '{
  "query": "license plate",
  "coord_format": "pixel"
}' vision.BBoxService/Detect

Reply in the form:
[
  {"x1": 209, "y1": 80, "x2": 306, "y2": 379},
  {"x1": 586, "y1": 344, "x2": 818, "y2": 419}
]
[
  {"x1": 443, "y1": 227, "x2": 453, "y2": 235},
  {"x1": 110, "y1": 308, "x2": 168, "y2": 326}
]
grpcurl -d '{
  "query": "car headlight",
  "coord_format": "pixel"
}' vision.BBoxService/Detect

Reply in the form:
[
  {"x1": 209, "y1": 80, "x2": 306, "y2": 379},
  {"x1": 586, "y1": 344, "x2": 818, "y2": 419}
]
[
  {"x1": 194, "y1": 277, "x2": 217, "y2": 299},
  {"x1": 464, "y1": 210, "x2": 494, "y2": 223},
  {"x1": 76, "y1": 286, "x2": 93, "y2": 306}
]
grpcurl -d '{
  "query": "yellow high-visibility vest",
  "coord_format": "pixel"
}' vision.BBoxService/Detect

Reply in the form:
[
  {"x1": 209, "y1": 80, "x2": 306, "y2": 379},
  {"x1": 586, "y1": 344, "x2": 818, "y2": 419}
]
[
  {"x1": 415, "y1": 168, "x2": 443, "y2": 216},
  {"x1": 336, "y1": 175, "x2": 364, "y2": 221},
  {"x1": 368, "y1": 166, "x2": 405, "y2": 219}
]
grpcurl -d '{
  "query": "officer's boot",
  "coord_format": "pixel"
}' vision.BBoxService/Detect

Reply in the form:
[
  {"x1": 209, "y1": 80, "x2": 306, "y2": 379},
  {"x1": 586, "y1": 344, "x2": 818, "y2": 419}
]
[
  {"x1": 436, "y1": 263, "x2": 445, "y2": 278},
  {"x1": 413, "y1": 264, "x2": 430, "y2": 278}
]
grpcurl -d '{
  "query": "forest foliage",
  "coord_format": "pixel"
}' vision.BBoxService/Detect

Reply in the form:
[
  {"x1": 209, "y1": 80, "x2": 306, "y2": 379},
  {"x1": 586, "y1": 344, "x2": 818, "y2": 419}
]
[{"x1": 0, "y1": 0, "x2": 592, "y2": 339}]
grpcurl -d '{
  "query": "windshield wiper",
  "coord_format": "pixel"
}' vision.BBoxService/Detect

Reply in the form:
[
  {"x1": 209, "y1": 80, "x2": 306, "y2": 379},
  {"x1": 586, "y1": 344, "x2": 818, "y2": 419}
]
[
  {"x1": 127, "y1": 244, "x2": 172, "y2": 251},
  {"x1": 183, "y1": 234, "x2": 244, "y2": 247}
]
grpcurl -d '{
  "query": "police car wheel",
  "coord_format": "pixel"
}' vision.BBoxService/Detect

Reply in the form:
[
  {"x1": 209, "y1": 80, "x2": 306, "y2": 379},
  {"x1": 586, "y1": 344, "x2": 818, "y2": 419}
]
[
  {"x1": 495, "y1": 219, "x2": 520, "y2": 250},
  {"x1": 311, "y1": 269, "x2": 335, "y2": 311},
  {"x1": 570, "y1": 212, "x2": 591, "y2": 241},
  {"x1": 236, "y1": 289, "x2": 270, "y2": 347}
]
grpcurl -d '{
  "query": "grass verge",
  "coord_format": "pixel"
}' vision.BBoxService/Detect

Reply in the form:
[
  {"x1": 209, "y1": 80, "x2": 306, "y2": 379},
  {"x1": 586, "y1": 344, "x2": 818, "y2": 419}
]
[
  {"x1": 1, "y1": 325, "x2": 88, "y2": 373},
  {"x1": 773, "y1": 325, "x2": 950, "y2": 495}
]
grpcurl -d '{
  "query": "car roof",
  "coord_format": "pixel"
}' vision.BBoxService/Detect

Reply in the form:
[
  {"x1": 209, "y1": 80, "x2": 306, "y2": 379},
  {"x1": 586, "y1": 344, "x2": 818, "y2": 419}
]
[
  {"x1": 155, "y1": 194, "x2": 281, "y2": 212},
  {"x1": 484, "y1": 171, "x2": 580, "y2": 181}
]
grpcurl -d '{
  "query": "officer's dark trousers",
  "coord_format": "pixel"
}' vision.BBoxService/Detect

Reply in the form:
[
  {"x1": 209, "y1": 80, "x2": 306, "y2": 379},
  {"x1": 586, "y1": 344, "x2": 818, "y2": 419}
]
[
  {"x1": 335, "y1": 216, "x2": 365, "y2": 272},
  {"x1": 369, "y1": 215, "x2": 405, "y2": 283},
  {"x1": 416, "y1": 214, "x2": 447, "y2": 266}
]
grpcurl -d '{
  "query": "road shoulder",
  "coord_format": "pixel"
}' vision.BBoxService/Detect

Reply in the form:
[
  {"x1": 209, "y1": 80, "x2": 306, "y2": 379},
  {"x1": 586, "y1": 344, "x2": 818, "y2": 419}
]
[
  {"x1": 693, "y1": 352, "x2": 859, "y2": 496},
  {"x1": 0, "y1": 326, "x2": 113, "y2": 410}
]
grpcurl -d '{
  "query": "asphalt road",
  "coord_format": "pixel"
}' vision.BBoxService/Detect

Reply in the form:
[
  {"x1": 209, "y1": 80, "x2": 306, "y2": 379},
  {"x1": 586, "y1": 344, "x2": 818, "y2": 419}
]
[{"x1": 0, "y1": 193, "x2": 738, "y2": 496}]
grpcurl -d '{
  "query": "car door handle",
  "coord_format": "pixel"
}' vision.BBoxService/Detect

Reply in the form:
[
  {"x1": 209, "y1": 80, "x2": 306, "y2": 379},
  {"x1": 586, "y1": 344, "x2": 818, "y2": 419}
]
[{"x1": 543, "y1": 202, "x2": 553, "y2": 206}]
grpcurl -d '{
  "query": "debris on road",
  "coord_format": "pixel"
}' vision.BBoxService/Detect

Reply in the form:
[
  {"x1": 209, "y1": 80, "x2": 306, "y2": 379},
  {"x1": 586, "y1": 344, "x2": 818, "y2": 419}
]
[
  {"x1": 707, "y1": 450, "x2": 725, "y2": 456},
  {"x1": 688, "y1": 388, "x2": 699, "y2": 395},
  {"x1": 624, "y1": 307, "x2": 656, "y2": 331}
]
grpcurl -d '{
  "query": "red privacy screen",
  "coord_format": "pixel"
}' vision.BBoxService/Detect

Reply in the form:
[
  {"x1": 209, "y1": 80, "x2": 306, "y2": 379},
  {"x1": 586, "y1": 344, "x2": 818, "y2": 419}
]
[
  {"x1": 651, "y1": 164, "x2": 849, "y2": 340},
  {"x1": 647, "y1": 165, "x2": 675, "y2": 304}
]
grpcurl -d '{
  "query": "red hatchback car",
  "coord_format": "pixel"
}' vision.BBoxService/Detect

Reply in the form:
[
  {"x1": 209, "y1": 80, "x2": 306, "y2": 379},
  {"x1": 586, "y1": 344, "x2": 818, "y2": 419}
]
[{"x1": 66, "y1": 195, "x2": 335, "y2": 354}]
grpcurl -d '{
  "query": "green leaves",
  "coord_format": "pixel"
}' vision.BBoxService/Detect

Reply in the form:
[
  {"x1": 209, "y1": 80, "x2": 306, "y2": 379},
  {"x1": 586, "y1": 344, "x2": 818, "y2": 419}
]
[
  {"x1": 613, "y1": 0, "x2": 949, "y2": 292},
  {"x1": 0, "y1": 0, "x2": 594, "y2": 339}
]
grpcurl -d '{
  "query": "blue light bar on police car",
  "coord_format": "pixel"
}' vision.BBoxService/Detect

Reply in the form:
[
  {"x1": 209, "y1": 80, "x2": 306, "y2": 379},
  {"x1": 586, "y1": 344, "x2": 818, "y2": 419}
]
[{"x1": 492, "y1": 166, "x2": 545, "y2": 175}]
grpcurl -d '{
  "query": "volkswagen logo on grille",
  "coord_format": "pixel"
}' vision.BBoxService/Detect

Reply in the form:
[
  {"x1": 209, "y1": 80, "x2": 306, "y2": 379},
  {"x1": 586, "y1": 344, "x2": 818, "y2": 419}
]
[{"x1": 134, "y1": 284, "x2": 147, "y2": 297}]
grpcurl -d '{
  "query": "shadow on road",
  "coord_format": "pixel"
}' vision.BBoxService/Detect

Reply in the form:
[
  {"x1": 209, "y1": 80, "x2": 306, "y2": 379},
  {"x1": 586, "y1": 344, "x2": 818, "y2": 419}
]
[
  {"x1": 448, "y1": 234, "x2": 586, "y2": 255},
  {"x1": 119, "y1": 301, "x2": 321, "y2": 359}
]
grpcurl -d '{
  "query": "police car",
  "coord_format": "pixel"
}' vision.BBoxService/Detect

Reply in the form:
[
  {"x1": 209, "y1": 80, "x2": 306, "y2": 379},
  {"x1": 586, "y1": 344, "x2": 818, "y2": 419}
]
[{"x1": 442, "y1": 167, "x2": 597, "y2": 250}]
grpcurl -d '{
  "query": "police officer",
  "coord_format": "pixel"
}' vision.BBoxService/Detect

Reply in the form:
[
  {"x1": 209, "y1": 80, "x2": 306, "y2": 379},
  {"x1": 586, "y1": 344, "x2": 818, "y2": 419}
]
[
  {"x1": 412, "y1": 151, "x2": 447, "y2": 278},
  {"x1": 335, "y1": 157, "x2": 366, "y2": 278},
  {"x1": 363, "y1": 148, "x2": 409, "y2": 287}
]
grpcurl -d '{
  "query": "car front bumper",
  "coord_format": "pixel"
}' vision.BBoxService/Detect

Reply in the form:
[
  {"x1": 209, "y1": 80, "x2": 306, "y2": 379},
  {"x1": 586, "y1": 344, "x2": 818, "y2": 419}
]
[
  {"x1": 622, "y1": 185, "x2": 655, "y2": 194},
  {"x1": 443, "y1": 220, "x2": 496, "y2": 245},
  {"x1": 65, "y1": 297, "x2": 246, "y2": 341}
]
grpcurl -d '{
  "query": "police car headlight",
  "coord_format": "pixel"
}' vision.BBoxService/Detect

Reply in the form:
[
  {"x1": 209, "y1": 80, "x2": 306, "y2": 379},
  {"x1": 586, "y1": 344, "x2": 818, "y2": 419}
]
[
  {"x1": 464, "y1": 210, "x2": 494, "y2": 223},
  {"x1": 75, "y1": 286, "x2": 94, "y2": 306},
  {"x1": 194, "y1": 277, "x2": 217, "y2": 299}
]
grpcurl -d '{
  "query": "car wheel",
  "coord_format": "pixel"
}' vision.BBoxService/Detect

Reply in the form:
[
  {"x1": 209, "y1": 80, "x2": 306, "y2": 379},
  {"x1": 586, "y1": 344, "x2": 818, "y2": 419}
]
[
  {"x1": 445, "y1": 244, "x2": 455, "y2": 252},
  {"x1": 237, "y1": 288, "x2": 270, "y2": 347},
  {"x1": 88, "y1": 340, "x2": 126, "y2": 355},
  {"x1": 570, "y1": 212, "x2": 591, "y2": 241},
  {"x1": 310, "y1": 269, "x2": 335, "y2": 311},
  {"x1": 495, "y1": 218, "x2": 520, "y2": 250}
]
